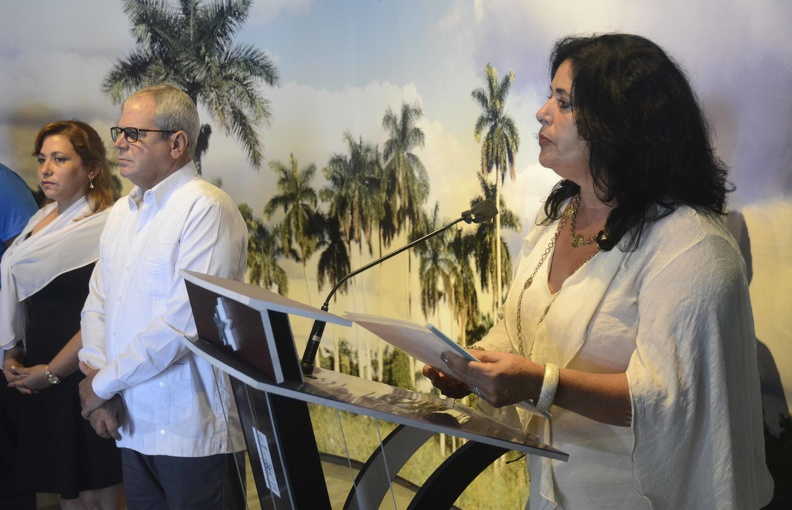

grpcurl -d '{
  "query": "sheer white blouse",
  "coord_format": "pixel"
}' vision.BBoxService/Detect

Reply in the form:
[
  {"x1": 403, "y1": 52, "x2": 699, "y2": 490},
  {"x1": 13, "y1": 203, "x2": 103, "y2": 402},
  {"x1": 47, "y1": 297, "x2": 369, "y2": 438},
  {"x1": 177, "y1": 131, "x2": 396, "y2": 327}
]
[{"x1": 476, "y1": 205, "x2": 773, "y2": 510}]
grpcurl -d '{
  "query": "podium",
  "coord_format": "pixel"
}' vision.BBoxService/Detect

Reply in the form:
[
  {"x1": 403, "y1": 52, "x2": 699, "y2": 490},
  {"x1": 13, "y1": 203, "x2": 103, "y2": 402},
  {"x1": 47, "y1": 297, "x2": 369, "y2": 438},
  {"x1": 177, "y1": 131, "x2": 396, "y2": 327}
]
[{"x1": 180, "y1": 270, "x2": 567, "y2": 509}]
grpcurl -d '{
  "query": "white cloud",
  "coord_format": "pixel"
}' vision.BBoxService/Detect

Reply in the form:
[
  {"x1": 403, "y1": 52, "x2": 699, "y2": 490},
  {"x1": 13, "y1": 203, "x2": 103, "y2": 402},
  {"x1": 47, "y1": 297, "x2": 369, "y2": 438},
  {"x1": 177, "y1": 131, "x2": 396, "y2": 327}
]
[
  {"x1": 438, "y1": 0, "x2": 792, "y2": 208},
  {"x1": 201, "y1": 79, "x2": 424, "y2": 214},
  {"x1": 419, "y1": 118, "x2": 481, "y2": 220},
  {"x1": 0, "y1": 1, "x2": 132, "y2": 54},
  {"x1": 248, "y1": 0, "x2": 314, "y2": 25}
]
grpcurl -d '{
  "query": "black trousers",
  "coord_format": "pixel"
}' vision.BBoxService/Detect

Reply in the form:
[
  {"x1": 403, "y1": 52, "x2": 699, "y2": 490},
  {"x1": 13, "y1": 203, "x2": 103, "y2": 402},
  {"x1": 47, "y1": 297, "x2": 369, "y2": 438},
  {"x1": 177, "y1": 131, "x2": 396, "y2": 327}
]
[{"x1": 121, "y1": 448, "x2": 245, "y2": 510}]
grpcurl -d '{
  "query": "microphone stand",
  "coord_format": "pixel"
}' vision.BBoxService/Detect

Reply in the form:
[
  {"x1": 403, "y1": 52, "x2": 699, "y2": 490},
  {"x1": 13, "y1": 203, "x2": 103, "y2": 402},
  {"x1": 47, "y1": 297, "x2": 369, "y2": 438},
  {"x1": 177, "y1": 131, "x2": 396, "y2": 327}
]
[{"x1": 300, "y1": 201, "x2": 496, "y2": 375}]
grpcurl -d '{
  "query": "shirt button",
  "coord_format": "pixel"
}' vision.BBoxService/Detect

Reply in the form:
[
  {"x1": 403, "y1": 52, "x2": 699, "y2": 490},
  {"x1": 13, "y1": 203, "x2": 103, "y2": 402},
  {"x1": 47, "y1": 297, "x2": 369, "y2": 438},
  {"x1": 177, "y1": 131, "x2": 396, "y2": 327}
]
[{"x1": 160, "y1": 429, "x2": 166, "y2": 435}]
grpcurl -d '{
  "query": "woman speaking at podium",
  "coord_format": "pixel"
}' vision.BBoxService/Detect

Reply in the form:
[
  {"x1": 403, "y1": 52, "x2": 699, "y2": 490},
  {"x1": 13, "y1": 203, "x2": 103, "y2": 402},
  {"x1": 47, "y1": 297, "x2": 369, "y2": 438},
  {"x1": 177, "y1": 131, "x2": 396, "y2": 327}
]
[{"x1": 424, "y1": 34, "x2": 773, "y2": 509}]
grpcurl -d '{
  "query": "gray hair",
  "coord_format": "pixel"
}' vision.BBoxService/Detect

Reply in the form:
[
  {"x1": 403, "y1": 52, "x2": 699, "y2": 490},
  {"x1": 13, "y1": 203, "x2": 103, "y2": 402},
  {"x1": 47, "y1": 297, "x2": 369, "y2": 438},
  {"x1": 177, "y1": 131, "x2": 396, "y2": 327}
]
[{"x1": 125, "y1": 84, "x2": 200, "y2": 158}]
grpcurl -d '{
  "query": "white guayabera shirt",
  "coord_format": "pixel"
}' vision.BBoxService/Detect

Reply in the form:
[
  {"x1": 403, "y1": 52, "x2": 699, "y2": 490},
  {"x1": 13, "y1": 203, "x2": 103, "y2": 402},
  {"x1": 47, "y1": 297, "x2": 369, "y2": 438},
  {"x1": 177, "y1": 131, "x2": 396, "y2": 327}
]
[
  {"x1": 79, "y1": 163, "x2": 248, "y2": 457},
  {"x1": 477, "y1": 205, "x2": 773, "y2": 510}
]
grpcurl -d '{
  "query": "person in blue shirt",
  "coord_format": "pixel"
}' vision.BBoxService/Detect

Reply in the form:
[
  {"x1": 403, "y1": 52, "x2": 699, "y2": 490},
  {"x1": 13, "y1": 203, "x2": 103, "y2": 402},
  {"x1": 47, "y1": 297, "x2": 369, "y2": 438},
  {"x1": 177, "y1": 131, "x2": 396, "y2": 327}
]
[
  {"x1": 0, "y1": 162, "x2": 37, "y2": 510},
  {"x1": 0, "y1": 163, "x2": 38, "y2": 260}
]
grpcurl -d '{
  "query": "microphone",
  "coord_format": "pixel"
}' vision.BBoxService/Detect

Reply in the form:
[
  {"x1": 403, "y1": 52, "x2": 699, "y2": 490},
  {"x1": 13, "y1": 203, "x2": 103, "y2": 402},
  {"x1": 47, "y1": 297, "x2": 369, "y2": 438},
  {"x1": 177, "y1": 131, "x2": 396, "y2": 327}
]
[
  {"x1": 300, "y1": 199, "x2": 498, "y2": 375},
  {"x1": 461, "y1": 199, "x2": 498, "y2": 224}
]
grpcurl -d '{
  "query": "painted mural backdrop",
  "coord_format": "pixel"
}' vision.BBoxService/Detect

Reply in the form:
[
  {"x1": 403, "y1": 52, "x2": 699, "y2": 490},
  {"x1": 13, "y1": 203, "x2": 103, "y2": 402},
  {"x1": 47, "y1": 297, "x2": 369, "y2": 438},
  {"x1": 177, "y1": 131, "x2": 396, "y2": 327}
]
[{"x1": 2, "y1": 1, "x2": 790, "y2": 507}]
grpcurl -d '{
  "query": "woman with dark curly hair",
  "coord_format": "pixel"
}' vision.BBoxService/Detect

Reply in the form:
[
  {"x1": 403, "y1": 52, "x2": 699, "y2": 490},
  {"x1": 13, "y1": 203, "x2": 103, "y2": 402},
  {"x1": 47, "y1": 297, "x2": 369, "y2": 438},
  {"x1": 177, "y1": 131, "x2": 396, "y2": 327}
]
[{"x1": 424, "y1": 34, "x2": 773, "y2": 509}]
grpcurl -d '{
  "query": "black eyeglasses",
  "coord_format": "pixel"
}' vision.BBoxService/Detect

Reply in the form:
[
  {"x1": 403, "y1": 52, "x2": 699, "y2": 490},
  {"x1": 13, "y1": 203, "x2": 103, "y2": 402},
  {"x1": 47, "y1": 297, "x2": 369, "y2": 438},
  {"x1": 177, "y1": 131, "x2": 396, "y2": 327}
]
[{"x1": 110, "y1": 126, "x2": 177, "y2": 143}]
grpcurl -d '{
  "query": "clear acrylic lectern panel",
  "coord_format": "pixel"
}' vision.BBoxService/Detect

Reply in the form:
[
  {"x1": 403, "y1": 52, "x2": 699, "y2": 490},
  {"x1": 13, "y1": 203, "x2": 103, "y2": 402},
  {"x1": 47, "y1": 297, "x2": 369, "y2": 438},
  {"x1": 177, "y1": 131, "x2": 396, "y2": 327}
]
[{"x1": 180, "y1": 270, "x2": 567, "y2": 510}]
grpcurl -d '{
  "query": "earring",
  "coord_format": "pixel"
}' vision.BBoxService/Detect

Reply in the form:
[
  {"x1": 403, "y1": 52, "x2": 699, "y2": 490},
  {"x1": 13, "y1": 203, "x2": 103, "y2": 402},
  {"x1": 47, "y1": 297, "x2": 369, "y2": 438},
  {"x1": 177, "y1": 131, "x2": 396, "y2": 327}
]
[{"x1": 89, "y1": 177, "x2": 95, "y2": 190}]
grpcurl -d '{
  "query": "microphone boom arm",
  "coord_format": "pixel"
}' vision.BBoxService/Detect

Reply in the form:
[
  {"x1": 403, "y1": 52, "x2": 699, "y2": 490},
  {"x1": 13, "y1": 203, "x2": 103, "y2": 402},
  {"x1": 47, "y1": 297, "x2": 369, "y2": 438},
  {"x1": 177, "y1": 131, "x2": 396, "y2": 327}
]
[
  {"x1": 300, "y1": 199, "x2": 497, "y2": 375},
  {"x1": 322, "y1": 216, "x2": 466, "y2": 312}
]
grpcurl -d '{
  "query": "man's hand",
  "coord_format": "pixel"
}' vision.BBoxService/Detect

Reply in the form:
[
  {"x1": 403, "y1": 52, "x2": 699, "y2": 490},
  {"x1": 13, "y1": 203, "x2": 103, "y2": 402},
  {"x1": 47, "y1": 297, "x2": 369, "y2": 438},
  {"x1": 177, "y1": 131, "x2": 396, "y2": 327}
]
[
  {"x1": 87, "y1": 396, "x2": 124, "y2": 440},
  {"x1": 78, "y1": 361, "x2": 95, "y2": 376},
  {"x1": 78, "y1": 370, "x2": 107, "y2": 418}
]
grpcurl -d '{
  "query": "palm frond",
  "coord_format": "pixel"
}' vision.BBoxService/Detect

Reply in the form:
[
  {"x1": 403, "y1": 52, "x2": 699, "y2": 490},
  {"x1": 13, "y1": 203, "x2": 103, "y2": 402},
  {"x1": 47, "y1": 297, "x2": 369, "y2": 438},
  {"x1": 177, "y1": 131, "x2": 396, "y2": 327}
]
[
  {"x1": 227, "y1": 104, "x2": 263, "y2": 168},
  {"x1": 102, "y1": 52, "x2": 157, "y2": 103},
  {"x1": 197, "y1": 0, "x2": 252, "y2": 51}
]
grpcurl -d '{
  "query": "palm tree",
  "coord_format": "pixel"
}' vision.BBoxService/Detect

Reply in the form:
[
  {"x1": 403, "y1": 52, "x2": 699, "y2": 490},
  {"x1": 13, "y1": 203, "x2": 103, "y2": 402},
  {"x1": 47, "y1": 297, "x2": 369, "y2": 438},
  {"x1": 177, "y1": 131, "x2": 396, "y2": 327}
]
[
  {"x1": 382, "y1": 103, "x2": 429, "y2": 239},
  {"x1": 382, "y1": 103, "x2": 430, "y2": 319},
  {"x1": 414, "y1": 204, "x2": 455, "y2": 319},
  {"x1": 320, "y1": 134, "x2": 382, "y2": 380},
  {"x1": 239, "y1": 204, "x2": 288, "y2": 294},
  {"x1": 320, "y1": 133, "x2": 382, "y2": 255},
  {"x1": 448, "y1": 229, "x2": 479, "y2": 346},
  {"x1": 264, "y1": 154, "x2": 321, "y2": 300},
  {"x1": 103, "y1": 0, "x2": 279, "y2": 173},
  {"x1": 315, "y1": 214, "x2": 351, "y2": 296},
  {"x1": 472, "y1": 63, "x2": 520, "y2": 310},
  {"x1": 470, "y1": 174, "x2": 520, "y2": 304}
]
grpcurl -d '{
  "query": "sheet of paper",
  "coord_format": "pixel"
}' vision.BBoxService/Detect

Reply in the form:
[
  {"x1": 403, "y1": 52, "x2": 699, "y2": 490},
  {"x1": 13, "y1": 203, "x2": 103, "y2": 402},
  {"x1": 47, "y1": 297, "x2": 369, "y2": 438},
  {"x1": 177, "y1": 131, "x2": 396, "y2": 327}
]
[
  {"x1": 345, "y1": 312, "x2": 549, "y2": 418},
  {"x1": 344, "y1": 312, "x2": 472, "y2": 370}
]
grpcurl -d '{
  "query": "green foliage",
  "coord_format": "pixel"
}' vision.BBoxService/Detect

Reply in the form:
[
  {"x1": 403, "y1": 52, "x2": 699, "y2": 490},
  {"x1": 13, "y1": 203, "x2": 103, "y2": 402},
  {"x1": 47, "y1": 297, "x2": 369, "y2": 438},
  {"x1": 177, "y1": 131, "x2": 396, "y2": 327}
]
[
  {"x1": 382, "y1": 103, "x2": 429, "y2": 242},
  {"x1": 413, "y1": 203, "x2": 455, "y2": 318},
  {"x1": 470, "y1": 173, "x2": 521, "y2": 294},
  {"x1": 264, "y1": 154, "x2": 321, "y2": 267},
  {"x1": 238, "y1": 203, "x2": 288, "y2": 294},
  {"x1": 104, "y1": 0, "x2": 278, "y2": 172},
  {"x1": 383, "y1": 348, "x2": 414, "y2": 391},
  {"x1": 472, "y1": 64, "x2": 520, "y2": 183},
  {"x1": 316, "y1": 215, "x2": 351, "y2": 294},
  {"x1": 336, "y1": 338, "x2": 359, "y2": 376},
  {"x1": 321, "y1": 133, "x2": 383, "y2": 256},
  {"x1": 318, "y1": 346, "x2": 334, "y2": 370},
  {"x1": 466, "y1": 312, "x2": 495, "y2": 346}
]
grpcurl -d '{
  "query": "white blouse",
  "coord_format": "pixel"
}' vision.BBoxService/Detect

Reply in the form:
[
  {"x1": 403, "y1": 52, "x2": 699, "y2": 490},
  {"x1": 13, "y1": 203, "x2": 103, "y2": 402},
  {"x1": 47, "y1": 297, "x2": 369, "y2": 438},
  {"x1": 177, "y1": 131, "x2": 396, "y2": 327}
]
[{"x1": 477, "y1": 205, "x2": 773, "y2": 510}]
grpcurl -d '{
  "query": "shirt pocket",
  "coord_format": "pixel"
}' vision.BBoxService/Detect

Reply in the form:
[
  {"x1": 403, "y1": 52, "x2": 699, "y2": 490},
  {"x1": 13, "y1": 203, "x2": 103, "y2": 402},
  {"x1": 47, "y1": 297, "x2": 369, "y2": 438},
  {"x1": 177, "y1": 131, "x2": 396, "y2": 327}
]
[{"x1": 138, "y1": 239, "x2": 178, "y2": 301}]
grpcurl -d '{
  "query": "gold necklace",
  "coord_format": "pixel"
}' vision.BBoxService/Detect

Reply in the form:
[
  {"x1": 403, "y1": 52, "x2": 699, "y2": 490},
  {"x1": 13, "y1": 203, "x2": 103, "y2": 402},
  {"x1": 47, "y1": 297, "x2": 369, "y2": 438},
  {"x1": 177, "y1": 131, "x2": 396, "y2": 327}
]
[
  {"x1": 514, "y1": 204, "x2": 569, "y2": 344},
  {"x1": 515, "y1": 200, "x2": 600, "y2": 345},
  {"x1": 569, "y1": 195, "x2": 601, "y2": 248}
]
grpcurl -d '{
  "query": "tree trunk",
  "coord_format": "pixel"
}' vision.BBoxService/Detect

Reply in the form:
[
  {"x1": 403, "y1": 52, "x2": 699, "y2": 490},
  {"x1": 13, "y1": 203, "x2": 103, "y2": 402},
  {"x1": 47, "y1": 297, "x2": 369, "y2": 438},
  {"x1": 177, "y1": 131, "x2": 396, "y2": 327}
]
[
  {"x1": 495, "y1": 171, "x2": 502, "y2": 317},
  {"x1": 302, "y1": 262, "x2": 312, "y2": 306},
  {"x1": 377, "y1": 344, "x2": 384, "y2": 381},
  {"x1": 408, "y1": 250, "x2": 413, "y2": 318}
]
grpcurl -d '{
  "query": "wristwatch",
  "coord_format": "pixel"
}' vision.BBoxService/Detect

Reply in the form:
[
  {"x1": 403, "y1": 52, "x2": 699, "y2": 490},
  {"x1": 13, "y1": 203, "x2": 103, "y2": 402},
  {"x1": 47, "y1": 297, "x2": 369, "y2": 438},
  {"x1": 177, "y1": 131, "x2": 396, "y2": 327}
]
[{"x1": 45, "y1": 366, "x2": 61, "y2": 385}]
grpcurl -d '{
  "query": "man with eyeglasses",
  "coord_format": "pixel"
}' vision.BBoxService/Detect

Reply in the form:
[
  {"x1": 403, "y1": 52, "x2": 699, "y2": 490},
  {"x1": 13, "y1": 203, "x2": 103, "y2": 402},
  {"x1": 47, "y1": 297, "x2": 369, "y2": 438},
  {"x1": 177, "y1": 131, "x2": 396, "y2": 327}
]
[{"x1": 77, "y1": 84, "x2": 247, "y2": 509}]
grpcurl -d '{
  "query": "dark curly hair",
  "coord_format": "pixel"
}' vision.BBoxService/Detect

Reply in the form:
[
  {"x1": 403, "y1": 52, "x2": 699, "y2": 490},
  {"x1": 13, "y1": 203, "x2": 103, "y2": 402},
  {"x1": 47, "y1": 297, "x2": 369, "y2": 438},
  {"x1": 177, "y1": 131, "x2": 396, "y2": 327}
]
[{"x1": 542, "y1": 34, "x2": 731, "y2": 250}]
